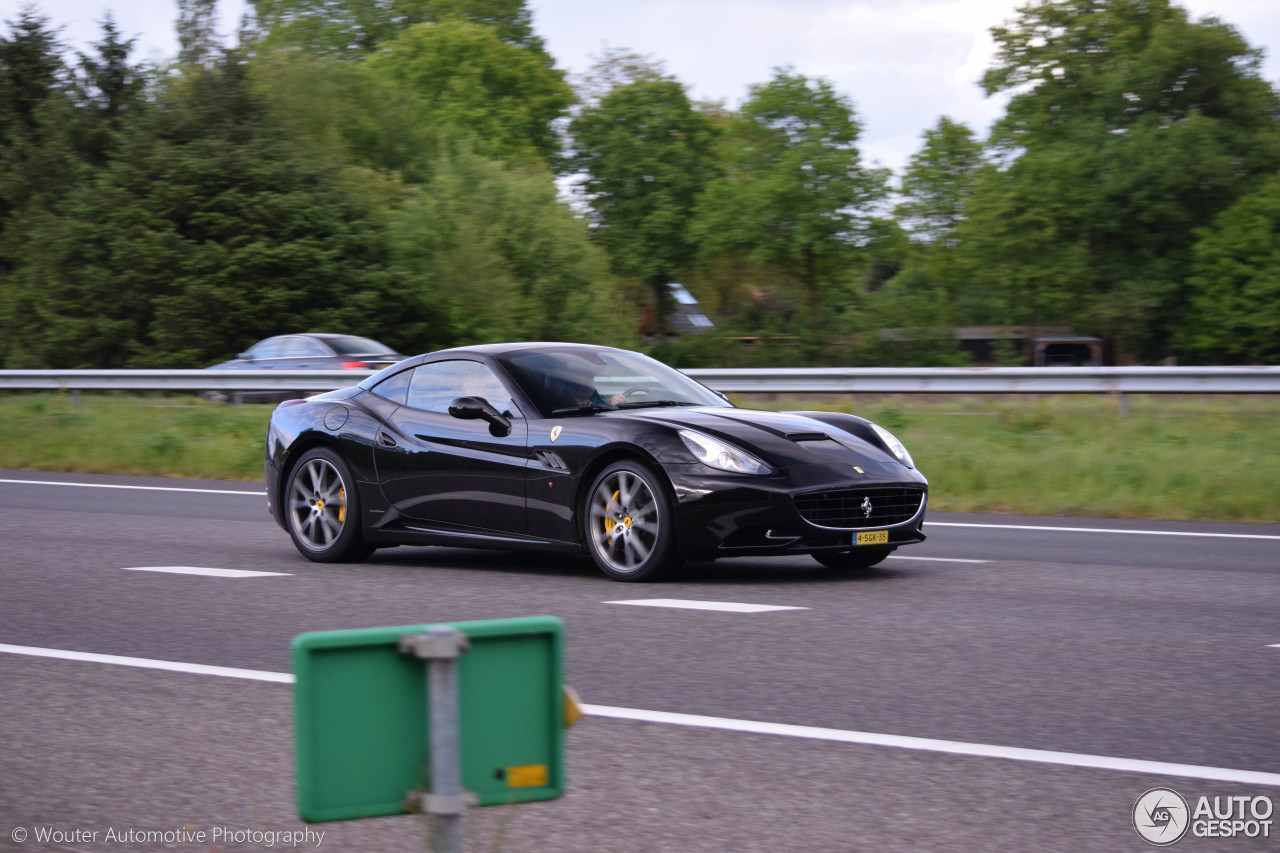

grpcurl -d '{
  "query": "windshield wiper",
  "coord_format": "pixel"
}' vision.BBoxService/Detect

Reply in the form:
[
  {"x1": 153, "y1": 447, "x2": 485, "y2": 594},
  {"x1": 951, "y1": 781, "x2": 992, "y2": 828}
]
[
  {"x1": 549, "y1": 404, "x2": 611, "y2": 416},
  {"x1": 614, "y1": 400, "x2": 698, "y2": 409}
]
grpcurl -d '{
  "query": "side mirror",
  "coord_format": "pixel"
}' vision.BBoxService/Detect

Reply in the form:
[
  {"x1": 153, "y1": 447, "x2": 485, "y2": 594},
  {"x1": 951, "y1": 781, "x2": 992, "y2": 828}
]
[
  {"x1": 448, "y1": 396, "x2": 512, "y2": 437},
  {"x1": 236, "y1": 352, "x2": 253, "y2": 360}
]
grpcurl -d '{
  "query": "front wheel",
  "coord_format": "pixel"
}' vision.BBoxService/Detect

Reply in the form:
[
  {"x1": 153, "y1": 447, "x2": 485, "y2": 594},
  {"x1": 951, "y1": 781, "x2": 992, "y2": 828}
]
[
  {"x1": 284, "y1": 447, "x2": 375, "y2": 563},
  {"x1": 812, "y1": 547, "x2": 893, "y2": 571},
  {"x1": 584, "y1": 460, "x2": 679, "y2": 581}
]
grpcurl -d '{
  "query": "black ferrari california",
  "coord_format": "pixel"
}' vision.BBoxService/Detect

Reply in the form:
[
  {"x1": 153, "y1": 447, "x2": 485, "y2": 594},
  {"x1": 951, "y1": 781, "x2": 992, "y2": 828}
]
[{"x1": 265, "y1": 343, "x2": 927, "y2": 581}]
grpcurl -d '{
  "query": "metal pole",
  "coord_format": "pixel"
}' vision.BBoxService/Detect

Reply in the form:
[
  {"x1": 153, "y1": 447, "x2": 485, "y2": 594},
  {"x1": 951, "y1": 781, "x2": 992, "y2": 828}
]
[
  {"x1": 428, "y1": 625, "x2": 464, "y2": 853},
  {"x1": 398, "y1": 626, "x2": 470, "y2": 853}
]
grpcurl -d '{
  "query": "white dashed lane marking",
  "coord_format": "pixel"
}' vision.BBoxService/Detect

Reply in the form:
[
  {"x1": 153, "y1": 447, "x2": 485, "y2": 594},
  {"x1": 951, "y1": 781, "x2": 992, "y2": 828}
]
[
  {"x1": 605, "y1": 599, "x2": 808, "y2": 613},
  {"x1": 887, "y1": 555, "x2": 988, "y2": 564},
  {"x1": 122, "y1": 566, "x2": 291, "y2": 578}
]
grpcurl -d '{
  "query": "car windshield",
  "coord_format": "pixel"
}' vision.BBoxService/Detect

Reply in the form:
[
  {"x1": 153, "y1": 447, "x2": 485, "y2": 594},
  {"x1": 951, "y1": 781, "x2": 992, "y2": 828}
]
[
  {"x1": 497, "y1": 347, "x2": 730, "y2": 416},
  {"x1": 325, "y1": 336, "x2": 397, "y2": 355}
]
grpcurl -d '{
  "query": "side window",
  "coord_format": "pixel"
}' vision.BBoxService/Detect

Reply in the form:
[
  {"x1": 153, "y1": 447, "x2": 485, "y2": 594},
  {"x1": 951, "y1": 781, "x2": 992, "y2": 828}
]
[
  {"x1": 277, "y1": 337, "x2": 326, "y2": 358},
  {"x1": 245, "y1": 338, "x2": 284, "y2": 359},
  {"x1": 295, "y1": 338, "x2": 332, "y2": 357},
  {"x1": 406, "y1": 360, "x2": 515, "y2": 416},
  {"x1": 369, "y1": 368, "x2": 413, "y2": 405}
]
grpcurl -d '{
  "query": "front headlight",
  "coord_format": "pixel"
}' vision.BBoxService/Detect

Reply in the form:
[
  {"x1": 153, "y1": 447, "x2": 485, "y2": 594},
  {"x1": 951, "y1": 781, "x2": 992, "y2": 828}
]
[
  {"x1": 870, "y1": 423, "x2": 914, "y2": 469},
  {"x1": 678, "y1": 429, "x2": 771, "y2": 475}
]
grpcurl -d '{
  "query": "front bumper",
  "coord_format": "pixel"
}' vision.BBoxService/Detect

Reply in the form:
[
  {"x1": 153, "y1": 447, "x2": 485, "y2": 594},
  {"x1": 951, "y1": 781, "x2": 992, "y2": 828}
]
[{"x1": 667, "y1": 464, "x2": 927, "y2": 559}]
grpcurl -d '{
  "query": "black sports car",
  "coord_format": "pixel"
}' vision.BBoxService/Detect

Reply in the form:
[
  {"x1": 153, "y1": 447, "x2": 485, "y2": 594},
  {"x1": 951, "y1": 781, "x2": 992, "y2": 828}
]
[{"x1": 264, "y1": 343, "x2": 927, "y2": 581}]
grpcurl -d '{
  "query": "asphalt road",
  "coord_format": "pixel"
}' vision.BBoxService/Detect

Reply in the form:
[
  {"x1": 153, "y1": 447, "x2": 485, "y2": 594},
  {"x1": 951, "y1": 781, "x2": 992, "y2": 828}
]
[{"x1": 1, "y1": 470, "x2": 1278, "y2": 852}]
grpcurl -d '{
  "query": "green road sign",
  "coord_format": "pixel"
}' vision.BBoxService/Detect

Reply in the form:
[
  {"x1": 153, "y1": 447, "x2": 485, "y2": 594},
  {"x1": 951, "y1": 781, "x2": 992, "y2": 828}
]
[{"x1": 293, "y1": 616, "x2": 565, "y2": 822}]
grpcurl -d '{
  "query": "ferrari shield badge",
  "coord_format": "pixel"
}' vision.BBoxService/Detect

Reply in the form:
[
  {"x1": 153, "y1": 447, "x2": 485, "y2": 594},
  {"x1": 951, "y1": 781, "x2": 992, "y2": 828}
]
[{"x1": 550, "y1": 425, "x2": 562, "y2": 443}]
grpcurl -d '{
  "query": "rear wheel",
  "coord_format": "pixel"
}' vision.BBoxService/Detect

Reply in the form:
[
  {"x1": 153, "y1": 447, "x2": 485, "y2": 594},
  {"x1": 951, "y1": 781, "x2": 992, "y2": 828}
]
[
  {"x1": 812, "y1": 547, "x2": 892, "y2": 571},
  {"x1": 285, "y1": 447, "x2": 375, "y2": 563},
  {"x1": 584, "y1": 460, "x2": 679, "y2": 581}
]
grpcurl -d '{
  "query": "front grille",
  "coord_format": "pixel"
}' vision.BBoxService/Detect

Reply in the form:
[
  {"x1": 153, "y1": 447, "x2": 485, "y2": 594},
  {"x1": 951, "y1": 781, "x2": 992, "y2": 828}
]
[{"x1": 794, "y1": 486, "x2": 925, "y2": 529}]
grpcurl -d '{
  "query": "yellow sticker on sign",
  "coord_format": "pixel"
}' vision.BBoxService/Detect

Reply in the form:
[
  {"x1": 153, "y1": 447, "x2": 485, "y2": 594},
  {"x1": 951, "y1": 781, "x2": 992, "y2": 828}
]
[{"x1": 506, "y1": 764, "x2": 549, "y2": 788}]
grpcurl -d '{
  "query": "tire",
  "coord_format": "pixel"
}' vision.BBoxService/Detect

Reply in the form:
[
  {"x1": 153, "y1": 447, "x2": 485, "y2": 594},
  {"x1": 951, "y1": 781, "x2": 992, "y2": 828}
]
[
  {"x1": 284, "y1": 447, "x2": 375, "y2": 563},
  {"x1": 583, "y1": 460, "x2": 679, "y2": 581},
  {"x1": 812, "y1": 547, "x2": 893, "y2": 571}
]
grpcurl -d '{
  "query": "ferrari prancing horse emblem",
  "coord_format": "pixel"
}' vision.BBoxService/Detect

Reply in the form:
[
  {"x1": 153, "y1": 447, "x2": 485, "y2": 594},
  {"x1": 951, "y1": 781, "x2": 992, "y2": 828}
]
[
  {"x1": 550, "y1": 425, "x2": 562, "y2": 443},
  {"x1": 861, "y1": 496, "x2": 874, "y2": 518}
]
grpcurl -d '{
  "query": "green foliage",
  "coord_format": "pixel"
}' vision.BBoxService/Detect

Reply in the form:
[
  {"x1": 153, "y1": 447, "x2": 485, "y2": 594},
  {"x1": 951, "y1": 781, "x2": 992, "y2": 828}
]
[
  {"x1": 691, "y1": 68, "x2": 888, "y2": 333},
  {"x1": 1, "y1": 47, "x2": 407, "y2": 368},
  {"x1": 568, "y1": 76, "x2": 719, "y2": 322},
  {"x1": 4, "y1": 0, "x2": 1280, "y2": 372},
  {"x1": 1182, "y1": 171, "x2": 1280, "y2": 362},
  {"x1": 967, "y1": 0, "x2": 1280, "y2": 361},
  {"x1": 896, "y1": 116, "x2": 984, "y2": 247},
  {"x1": 354, "y1": 19, "x2": 571, "y2": 173},
  {"x1": 389, "y1": 144, "x2": 631, "y2": 347},
  {"x1": 253, "y1": 0, "x2": 547, "y2": 58}
]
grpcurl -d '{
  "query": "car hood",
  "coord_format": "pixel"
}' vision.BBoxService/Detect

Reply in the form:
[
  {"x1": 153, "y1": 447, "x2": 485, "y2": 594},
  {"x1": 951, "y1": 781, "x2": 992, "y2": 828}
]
[{"x1": 609, "y1": 406, "x2": 910, "y2": 475}]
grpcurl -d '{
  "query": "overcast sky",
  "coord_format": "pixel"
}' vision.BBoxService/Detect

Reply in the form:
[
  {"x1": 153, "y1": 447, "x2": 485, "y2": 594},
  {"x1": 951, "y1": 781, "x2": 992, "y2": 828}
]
[{"x1": 18, "y1": 0, "x2": 1280, "y2": 174}]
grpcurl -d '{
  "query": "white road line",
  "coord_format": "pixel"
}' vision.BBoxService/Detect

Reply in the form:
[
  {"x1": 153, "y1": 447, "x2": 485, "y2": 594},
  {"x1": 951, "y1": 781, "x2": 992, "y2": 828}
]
[
  {"x1": 4, "y1": 478, "x2": 1275, "y2": 542},
  {"x1": 0, "y1": 644, "x2": 292, "y2": 683},
  {"x1": 930, "y1": 521, "x2": 1280, "y2": 541},
  {"x1": 1268, "y1": 644, "x2": 1280, "y2": 649},
  {"x1": 2, "y1": 642, "x2": 1277, "y2": 787},
  {"x1": 886, "y1": 555, "x2": 989, "y2": 564},
  {"x1": 582, "y1": 705, "x2": 1280, "y2": 788},
  {"x1": 0, "y1": 478, "x2": 263, "y2": 496},
  {"x1": 606, "y1": 599, "x2": 808, "y2": 613},
  {"x1": 122, "y1": 566, "x2": 291, "y2": 578}
]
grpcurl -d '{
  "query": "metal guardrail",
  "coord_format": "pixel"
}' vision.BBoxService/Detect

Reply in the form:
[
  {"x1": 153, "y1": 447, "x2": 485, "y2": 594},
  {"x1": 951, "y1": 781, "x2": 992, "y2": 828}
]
[
  {"x1": 0, "y1": 366, "x2": 1278, "y2": 394},
  {"x1": 0, "y1": 369, "x2": 368, "y2": 392},
  {"x1": 682, "y1": 366, "x2": 1280, "y2": 394}
]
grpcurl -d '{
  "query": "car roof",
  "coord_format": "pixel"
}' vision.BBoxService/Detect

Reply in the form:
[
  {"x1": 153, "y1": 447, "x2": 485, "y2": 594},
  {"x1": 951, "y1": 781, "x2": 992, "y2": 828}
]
[{"x1": 425, "y1": 341, "x2": 626, "y2": 358}]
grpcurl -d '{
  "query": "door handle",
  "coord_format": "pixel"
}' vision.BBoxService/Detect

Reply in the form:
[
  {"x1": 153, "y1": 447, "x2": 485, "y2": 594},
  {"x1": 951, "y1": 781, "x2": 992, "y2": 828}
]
[{"x1": 377, "y1": 431, "x2": 397, "y2": 447}]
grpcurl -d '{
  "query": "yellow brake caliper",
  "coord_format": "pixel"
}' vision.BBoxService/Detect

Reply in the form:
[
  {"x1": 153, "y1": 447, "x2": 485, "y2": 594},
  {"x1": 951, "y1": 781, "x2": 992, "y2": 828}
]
[
  {"x1": 603, "y1": 489, "x2": 620, "y2": 545},
  {"x1": 338, "y1": 487, "x2": 345, "y2": 523}
]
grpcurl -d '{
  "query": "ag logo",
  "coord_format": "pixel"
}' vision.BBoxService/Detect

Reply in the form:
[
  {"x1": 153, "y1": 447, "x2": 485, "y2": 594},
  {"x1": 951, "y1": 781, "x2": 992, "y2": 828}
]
[
  {"x1": 550, "y1": 425, "x2": 562, "y2": 443},
  {"x1": 1133, "y1": 788, "x2": 1190, "y2": 846}
]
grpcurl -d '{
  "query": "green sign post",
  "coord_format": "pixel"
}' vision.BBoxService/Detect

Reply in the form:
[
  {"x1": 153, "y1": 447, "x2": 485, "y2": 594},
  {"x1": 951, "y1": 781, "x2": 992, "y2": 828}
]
[{"x1": 293, "y1": 615, "x2": 566, "y2": 834}]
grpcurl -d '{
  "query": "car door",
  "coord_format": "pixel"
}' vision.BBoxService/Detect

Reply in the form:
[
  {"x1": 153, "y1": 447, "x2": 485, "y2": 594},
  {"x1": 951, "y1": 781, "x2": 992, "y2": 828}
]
[{"x1": 373, "y1": 359, "x2": 529, "y2": 537}]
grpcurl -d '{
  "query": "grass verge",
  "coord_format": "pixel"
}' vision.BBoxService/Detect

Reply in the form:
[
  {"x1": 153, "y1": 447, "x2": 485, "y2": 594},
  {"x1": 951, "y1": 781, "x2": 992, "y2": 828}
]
[{"x1": 1, "y1": 392, "x2": 1276, "y2": 523}]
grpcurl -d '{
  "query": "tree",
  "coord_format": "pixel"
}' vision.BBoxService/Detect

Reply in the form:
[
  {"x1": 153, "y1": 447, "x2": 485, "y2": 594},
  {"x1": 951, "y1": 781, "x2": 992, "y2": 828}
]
[
  {"x1": 970, "y1": 0, "x2": 1280, "y2": 360},
  {"x1": 691, "y1": 68, "x2": 887, "y2": 331},
  {"x1": 252, "y1": 0, "x2": 547, "y2": 59},
  {"x1": 0, "y1": 5, "x2": 77, "y2": 365},
  {"x1": 0, "y1": 4, "x2": 69, "y2": 224},
  {"x1": 390, "y1": 145, "x2": 630, "y2": 347},
  {"x1": 1182, "y1": 171, "x2": 1280, "y2": 363},
  {"x1": 571, "y1": 46, "x2": 668, "y2": 109},
  {"x1": 896, "y1": 116, "x2": 983, "y2": 247},
  {"x1": 568, "y1": 76, "x2": 719, "y2": 327},
  {"x1": 72, "y1": 15, "x2": 144, "y2": 166},
  {"x1": 177, "y1": 0, "x2": 220, "y2": 68},
  {"x1": 350, "y1": 18, "x2": 571, "y2": 178},
  {"x1": 1, "y1": 47, "x2": 407, "y2": 368}
]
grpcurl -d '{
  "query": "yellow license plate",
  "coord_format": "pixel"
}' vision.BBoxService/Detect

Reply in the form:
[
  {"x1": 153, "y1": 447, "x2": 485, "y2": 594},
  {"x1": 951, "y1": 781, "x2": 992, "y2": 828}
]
[{"x1": 855, "y1": 530, "x2": 889, "y2": 546}]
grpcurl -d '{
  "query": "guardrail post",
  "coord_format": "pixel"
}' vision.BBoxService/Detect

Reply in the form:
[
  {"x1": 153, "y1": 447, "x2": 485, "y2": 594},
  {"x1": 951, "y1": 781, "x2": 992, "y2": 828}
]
[{"x1": 399, "y1": 626, "x2": 471, "y2": 853}]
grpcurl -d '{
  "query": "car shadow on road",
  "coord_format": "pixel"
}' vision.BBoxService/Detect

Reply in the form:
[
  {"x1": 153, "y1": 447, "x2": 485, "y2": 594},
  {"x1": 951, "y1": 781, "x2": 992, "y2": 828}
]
[{"x1": 360, "y1": 546, "x2": 913, "y2": 586}]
